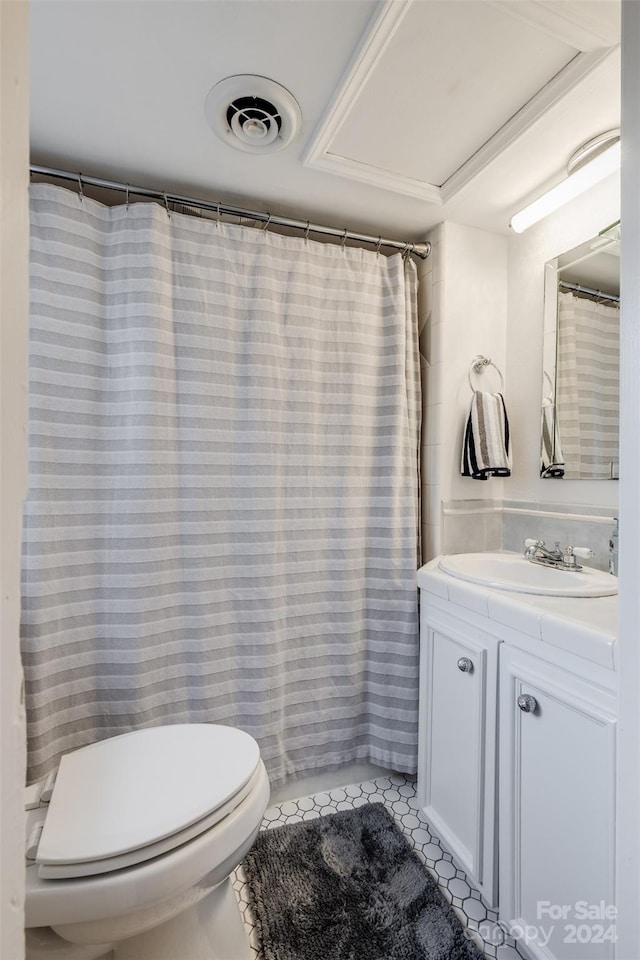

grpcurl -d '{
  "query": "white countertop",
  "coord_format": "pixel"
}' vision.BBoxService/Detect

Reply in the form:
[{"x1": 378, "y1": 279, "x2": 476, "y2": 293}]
[{"x1": 417, "y1": 555, "x2": 617, "y2": 671}]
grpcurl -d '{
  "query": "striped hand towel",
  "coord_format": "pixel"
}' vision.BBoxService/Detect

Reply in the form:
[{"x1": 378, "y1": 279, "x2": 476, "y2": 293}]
[
  {"x1": 461, "y1": 391, "x2": 511, "y2": 480},
  {"x1": 540, "y1": 397, "x2": 565, "y2": 478}
]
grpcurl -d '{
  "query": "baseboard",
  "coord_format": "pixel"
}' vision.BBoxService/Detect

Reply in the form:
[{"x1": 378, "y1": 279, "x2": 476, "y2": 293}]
[{"x1": 270, "y1": 763, "x2": 395, "y2": 805}]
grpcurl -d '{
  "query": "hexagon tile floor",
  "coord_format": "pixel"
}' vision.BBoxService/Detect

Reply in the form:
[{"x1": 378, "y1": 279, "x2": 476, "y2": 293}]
[{"x1": 231, "y1": 772, "x2": 526, "y2": 960}]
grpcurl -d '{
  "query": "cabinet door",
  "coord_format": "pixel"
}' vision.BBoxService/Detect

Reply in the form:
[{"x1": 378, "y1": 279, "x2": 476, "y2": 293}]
[
  {"x1": 499, "y1": 646, "x2": 617, "y2": 960},
  {"x1": 417, "y1": 608, "x2": 497, "y2": 905}
]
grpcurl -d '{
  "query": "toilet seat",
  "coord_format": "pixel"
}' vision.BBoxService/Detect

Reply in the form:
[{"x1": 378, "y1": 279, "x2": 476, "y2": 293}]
[
  {"x1": 25, "y1": 759, "x2": 270, "y2": 934},
  {"x1": 37, "y1": 764, "x2": 261, "y2": 880},
  {"x1": 35, "y1": 724, "x2": 260, "y2": 880}
]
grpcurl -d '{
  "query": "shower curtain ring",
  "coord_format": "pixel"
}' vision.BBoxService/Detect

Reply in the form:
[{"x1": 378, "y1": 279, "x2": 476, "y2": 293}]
[
  {"x1": 305, "y1": 220, "x2": 310, "y2": 243},
  {"x1": 163, "y1": 192, "x2": 171, "y2": 220},
  {"x1": 77, "y1": 173, "x2": 84, "y2": 204},
  {"x1": 125, "y1": 184, "x2": 130, "y2": 211},
  {"x1": 341, "y1": 228, "x2": 348, "y2": 249},
  {"x1": 401, "y1": 242, "x2": 409, "y2": 259},
  {"x1": 262, "y1": 214, "x2": 272, "y2": 232},
  {"x1": 375, "y1": 237, "x2": 382, "y2": 257}
]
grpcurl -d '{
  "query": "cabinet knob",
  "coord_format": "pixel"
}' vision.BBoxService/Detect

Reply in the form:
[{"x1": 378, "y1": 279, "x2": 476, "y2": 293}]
[
  {"x1": 457, "y1": 657, "x2": 473, "y2": 673},
  {"x1": 517, "y1": 693, "x2": 538, "y2": 714}
]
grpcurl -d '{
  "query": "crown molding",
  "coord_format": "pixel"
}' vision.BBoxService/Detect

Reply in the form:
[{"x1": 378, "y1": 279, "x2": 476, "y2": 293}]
[
  {"x1": 310, "y1": 153, "x2": 443, "y2": 204},
  {"x1": 492, "y1": 0, "x2": 620, "y2": 52}
]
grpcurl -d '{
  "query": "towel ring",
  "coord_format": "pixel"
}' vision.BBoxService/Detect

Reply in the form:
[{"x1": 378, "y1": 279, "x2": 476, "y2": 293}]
[{"x1": 468, "y1": 355, "x2": 504, "y2": 393}]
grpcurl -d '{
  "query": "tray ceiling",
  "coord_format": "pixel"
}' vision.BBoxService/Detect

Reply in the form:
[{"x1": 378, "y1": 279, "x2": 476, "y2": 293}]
[
  {"x1": 327, "y1": 2, "x2": 578, "y2": 187},
  {"x1": 304, "y1": 0, "x2": 621, "y2": 209}
]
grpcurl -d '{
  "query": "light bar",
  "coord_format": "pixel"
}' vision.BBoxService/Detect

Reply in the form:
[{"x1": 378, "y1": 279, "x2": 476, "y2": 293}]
[{"x1": 510, "y1": 140, "x2": 621, "y2": 234}]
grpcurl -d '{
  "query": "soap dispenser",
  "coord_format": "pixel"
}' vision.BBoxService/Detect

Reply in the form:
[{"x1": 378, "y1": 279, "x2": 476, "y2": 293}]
[{"x1": 608, "y1": 517, "x2": 618, "y2": 576}]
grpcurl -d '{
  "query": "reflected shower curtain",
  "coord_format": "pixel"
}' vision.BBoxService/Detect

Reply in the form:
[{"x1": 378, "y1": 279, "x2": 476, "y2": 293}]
[
  {"x1": 556, "y1": 291, "x2": 620, "y2": 479},
  {"x1": 22, "y1": 184, "x2": 421, "y2": 783}
]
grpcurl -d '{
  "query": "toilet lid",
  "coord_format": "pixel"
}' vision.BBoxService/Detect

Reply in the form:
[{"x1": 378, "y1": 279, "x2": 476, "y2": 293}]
[{"x1": 36, "y1": 724, "x2": 260, "y2": 867}]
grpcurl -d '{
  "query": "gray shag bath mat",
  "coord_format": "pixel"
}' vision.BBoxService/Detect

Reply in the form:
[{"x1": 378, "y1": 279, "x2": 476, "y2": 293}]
[{"x1": 243, "y1": 802, "x2": 484, "y2": 960}]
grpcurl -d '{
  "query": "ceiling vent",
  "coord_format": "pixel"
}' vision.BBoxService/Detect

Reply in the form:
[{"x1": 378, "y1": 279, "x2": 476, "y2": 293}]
[{"x1": 205, "y1": 75, "x2": 302, "y2": 154}]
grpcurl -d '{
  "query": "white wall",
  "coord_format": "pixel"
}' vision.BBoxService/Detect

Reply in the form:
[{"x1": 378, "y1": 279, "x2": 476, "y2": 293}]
[
  {"x1": 506, "y1": 172, "x2": 620, "y2": 508},
  {"x1": 0, "y1": 2, "x2": 28, "y2": 957},
  {"x1": 616, "y1": 1, "x2": 640, "y2": 951},
  {"x1": 422, "y1": 221, "x2": 508, "y2": 559}
]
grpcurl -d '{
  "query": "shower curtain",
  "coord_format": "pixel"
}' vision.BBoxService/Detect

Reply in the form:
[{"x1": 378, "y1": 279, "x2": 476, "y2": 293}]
[
  {"x1": 22, "y1": 183, "x2": 421, "y2": 784},
  {"x1": 556, "y1": 291, "x2": 620, "y2": 479}
]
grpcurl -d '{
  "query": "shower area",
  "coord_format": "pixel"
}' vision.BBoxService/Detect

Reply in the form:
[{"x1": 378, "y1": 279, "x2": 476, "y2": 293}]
[{"x1": 21, "y1": 176, "x2": 428, "y2": 787}]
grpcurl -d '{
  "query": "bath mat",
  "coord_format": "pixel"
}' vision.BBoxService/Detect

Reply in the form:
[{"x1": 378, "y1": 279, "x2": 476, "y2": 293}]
[{"x1": 243, "y1": 802, "x2": 484, "y2": 960}]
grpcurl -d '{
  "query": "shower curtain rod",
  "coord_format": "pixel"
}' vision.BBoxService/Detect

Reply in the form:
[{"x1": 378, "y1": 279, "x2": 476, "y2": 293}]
[
  {"x1": 559, "y1": 280, "x2": 620, "y2": 304},
  {"x1": 30, "y1": 165, "x2": 431, "y2": 260}
]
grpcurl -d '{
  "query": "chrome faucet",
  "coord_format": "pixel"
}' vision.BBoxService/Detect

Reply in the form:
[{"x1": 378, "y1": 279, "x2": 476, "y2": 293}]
[{"x1": 523, "y1": 539, "x2": 595, "y2": 571}]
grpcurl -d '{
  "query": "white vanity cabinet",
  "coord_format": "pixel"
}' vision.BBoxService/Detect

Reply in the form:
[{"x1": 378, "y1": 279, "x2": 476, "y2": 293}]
[
  {"x1": 417, "y1": 605, "x2": 499, "y2": 906},
  {"x1": 417, "y1": 556, "x2": 618, "y2": 960},
  {"x1": 499, "y1": 645, "x2": 617, "y2": 960}
]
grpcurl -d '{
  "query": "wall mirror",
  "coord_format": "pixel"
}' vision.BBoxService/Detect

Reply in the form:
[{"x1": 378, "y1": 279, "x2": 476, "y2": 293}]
[{"x1": 540, "y1": 221, "x2": 620, "y2": 480}]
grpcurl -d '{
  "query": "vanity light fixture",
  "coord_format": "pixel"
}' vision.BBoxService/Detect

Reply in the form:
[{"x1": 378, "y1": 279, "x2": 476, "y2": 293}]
[{"x1": 510, "y1": 130, "x2": 621, "y2": 234}]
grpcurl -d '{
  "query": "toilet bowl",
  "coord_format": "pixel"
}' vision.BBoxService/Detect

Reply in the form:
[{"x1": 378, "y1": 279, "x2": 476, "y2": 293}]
[{"x1": 25, "y1": 724, "x2": 270, "y2": 960}]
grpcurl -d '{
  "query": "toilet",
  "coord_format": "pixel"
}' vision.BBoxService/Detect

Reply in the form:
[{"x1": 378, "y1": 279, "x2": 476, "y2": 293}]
[{"x1": 24, "y1": 724, "x2": 270, "y2": 960}]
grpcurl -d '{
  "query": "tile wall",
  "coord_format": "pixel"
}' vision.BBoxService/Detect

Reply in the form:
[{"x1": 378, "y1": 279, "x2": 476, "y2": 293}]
[
  {"x1": 417, "y1": 224, "x2": 442, "y2": 562},
  {"x1": 419, "y1": 222, "x2": 508, "y2": 564},
  {"x1": 418, "y1": 215, "x2": 618, "y2": 570},
  {"x1": 441, "y1": 499, "x2": 502, "y2": 555},
  {"x1": 501, "y1": 500, "x2": 616, "y2": 572},
  {"x1": 440, "y1": 498, "x2": 617, "y2": 572}
]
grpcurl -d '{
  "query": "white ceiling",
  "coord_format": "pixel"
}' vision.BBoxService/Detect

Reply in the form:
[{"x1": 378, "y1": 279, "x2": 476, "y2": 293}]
[{"x1": 30, "y1": 0, "x2": 621, "y2": 241}]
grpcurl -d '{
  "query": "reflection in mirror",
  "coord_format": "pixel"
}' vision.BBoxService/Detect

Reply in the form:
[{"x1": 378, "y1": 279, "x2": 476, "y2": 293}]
[{"x1": 541, "y1": 222, "x2": 620, "y2": 480}]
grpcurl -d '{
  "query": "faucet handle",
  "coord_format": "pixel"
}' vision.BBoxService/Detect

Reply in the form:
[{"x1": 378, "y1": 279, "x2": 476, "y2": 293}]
[
  {"x1": 562, "y1": 545, "x2": 595, "y2": 569},
  {"x1": 571, "y1": 547, "x2": 595, "y2": 559}
]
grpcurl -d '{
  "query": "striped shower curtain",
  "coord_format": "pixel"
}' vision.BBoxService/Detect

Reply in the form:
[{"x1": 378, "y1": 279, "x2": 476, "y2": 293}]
[
  {"x1": 22, "y1": 184, "x2": 421, "y2": 784},
  {"x1": 556, "y1": 291, "x2": 620, "y2": 479}
]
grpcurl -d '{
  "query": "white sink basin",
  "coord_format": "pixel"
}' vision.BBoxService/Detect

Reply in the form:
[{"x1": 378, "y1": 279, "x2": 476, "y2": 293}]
[{"x1": 438, "y1": 551, "x2": 618, "y2": 597}]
